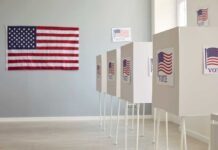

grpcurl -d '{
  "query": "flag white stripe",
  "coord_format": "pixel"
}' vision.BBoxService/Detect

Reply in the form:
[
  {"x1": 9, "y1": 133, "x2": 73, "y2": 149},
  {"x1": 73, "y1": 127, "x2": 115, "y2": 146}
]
[
  {"x1": 8, "y1": 50, "x2": 79, "y2": 54},
  {"x1": 8, "y1": 63, "x2": 79, "y2": 67},
  {"x1": 8, "y1": 56, "x2": 79, "y2": 61},
  {"x1": 36, "y1": 43, "x2": 79, "y2": 47},
  {"x1": 36, "y1": 36, "x2": 79, "y2": 40},
  {"x1": 37, "y1": 30, "x2": 79, "y2": 34}
]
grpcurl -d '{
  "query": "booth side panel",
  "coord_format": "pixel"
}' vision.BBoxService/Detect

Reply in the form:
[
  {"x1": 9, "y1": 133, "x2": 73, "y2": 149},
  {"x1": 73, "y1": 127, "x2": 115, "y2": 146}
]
[
  {"x1": 211, "y1": 124, "x2": 218, "y2": 150},
  {"x1": 179, "y1": 27, "x2": 218, "y2": 116},
  {"x1": 153, "y1": 27, "x2": 180, "y2": 115},
  {"x1": 101, "y1": 53, "x2": 107, "y2": 93},
  {"x1": 107, "y1": 50, "x2": 116, "y2": 96},
  {"x1": 133, "y1": 42, "x2": 153, "y2": 103},
  {"x1": 116, "y1": 48, "x2": 121, "y2": 98},
  {"x1": 121, "y1": 43, "x2": 134, "y2": 103}
]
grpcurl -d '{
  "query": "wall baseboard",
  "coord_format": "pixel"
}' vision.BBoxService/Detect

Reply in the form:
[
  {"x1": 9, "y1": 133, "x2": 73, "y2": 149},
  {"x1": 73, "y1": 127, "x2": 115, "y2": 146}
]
[
  {"x1": 168, "y1": 115, "x2": 209, "y2": 144},
  {"x1": 0, "y1": 115, "x2": 152, "y2": 122},
  {"x1": 185, "y1": 128, "x2": 209, "y2": 144}
]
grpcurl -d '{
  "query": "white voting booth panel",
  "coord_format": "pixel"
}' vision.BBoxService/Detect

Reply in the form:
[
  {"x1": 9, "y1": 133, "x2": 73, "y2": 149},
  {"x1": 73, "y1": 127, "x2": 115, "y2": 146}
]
[
  {"x1": 211, "y1": 114, "x2": 218, "y2": 150},
  {"x1": 107, "y1": 50, "x2": 116, "y2": 96},
  {"x1": 153, "y1": 27, "x2": 218, "y2": 116},
  {"x1": 96, "y1": 54, "x2": 107, "y2": 93},
  {"x1": 107, "y1": 49, "x2": 121, "y2": 97},
  {"x1": 120, "y1": 42, "x2": 152, "y2": 104},
  {"x1": 116, "y1": 48, "x2": 121, "y2": 98},
  {"x1": 96, "y1": 55, "x2": 102, "y2": 92}
]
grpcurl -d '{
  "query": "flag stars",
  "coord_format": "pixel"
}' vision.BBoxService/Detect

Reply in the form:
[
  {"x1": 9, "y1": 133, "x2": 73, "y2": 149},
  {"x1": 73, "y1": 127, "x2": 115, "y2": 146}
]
[{"x1": 8, "y1": 26, "x2": 36, "y2": 49}]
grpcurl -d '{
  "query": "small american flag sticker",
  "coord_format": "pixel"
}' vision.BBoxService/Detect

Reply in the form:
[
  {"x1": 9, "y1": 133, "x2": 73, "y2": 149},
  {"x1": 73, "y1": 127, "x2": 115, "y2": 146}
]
[
  {"x1": 157, "y1": 48, "x2": 174, "y2": 86},
  {"x1": 97, "y1": 64, "x2": 101, "y2": 79},
  {"x1": 108, "y1": 61, "x2": 115, "y2": 80},
  {"x1": 122, "y1": 58, "x2": 131, "y2": 83},
  {"x1": 203, "y1": 47, "x2": 218, "y2": 74}
]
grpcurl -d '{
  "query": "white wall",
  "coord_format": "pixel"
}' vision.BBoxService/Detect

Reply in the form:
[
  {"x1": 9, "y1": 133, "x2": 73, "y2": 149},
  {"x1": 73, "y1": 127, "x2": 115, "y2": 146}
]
[{"x1": 0, "y1": 0, "x2": 152, "y2": 117}]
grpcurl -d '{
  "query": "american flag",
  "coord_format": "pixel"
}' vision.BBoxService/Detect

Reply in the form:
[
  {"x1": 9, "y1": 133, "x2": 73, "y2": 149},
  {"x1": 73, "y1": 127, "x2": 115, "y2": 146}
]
[
  {"x1": 197, "y1": 8, "x2": 208, "y2": 22},
  {"x1": 7, "y1": 26, "x2": 79, "y2": 70},
  {"x1": 114, "y1": 29, "x2": 129, "y2": 38},
  {"x1": 158, "y1": 52, "x2": 172, "y2": 75},
  {"x1": 97, "y1": 65, "x2": 101, "y2": 77},
  {"x1": 205, "y1": 47, "x2": 218, "y2": 68},
  {"x1": 123, "y1": 59, "x2": 130, "y2": 76},
  {"x1": 108, "y1": 62, "x2": 115, "y2": 75}
]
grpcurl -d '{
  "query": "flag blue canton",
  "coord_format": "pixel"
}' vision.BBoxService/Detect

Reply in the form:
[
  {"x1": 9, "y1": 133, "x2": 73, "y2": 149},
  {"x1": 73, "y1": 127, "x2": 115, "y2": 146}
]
[
  {"x1": 197, "y1": 9, "x2": 203, "y2": 15},
  {"x1": 206, "y1": 48, "x2": 218, "y2": 58},
  {"x1": 8, "y1": 26, "x2": 36, "y2": 49},
  {"x1": 123, "y1": 59, "x2": 127, "y2": 67},
  {"x1": 158, "y1": 52, "x2": 164, "y2": 63}
]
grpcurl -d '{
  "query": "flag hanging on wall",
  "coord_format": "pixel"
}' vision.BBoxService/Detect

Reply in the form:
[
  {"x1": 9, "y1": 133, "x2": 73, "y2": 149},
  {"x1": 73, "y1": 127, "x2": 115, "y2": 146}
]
[{"x1": 7, "y1": 26, "x2": 79, "y2": 70}]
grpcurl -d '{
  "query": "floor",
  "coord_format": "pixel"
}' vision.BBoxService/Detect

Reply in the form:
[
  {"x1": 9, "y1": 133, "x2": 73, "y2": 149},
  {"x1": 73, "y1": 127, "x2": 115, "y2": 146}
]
[{"x1": 0, "y1": 119, "x2": 208, "y2": 150}]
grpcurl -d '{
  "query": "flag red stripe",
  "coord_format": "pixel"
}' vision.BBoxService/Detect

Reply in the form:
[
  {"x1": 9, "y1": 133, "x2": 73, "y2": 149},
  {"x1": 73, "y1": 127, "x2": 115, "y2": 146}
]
[
  {"x1": 158, "y1": 66, "x2": 172, "y2": 72},
  {"x1": 8, "y1": 60, "x2": 79, "y2": 63},
  {"x1": 158, "y1": 63, "x2": 172, "y2": 68},
  {"x1": 36, "y1": 33, "x2": 79, "y2": 37},
  {"x1": 8, "y1": 53, "x2": 79, "y2": 57},
  {"x1": 8, "y1": 66, "x2": 79, "y2": 70},
  {"x1": 162, "y1": 52, "x2": 172, "y2": 57},
  {"x1": 36, "y1": 47, "x2": 79, "y2": 50},
  {"x1": 207, "y1": 62, "x2": 218, "y2": 65},
  {"x1": 36, "y1": 40, "x2": 79, "y2": 44},
  {"x1": 37, "y1": 26, "x2": 79, "y2": 31},
  {"x1": 158, "y1": 69, "x2": 172, "y2": 75},
  {"x1": 207, "y1": 60, "x2": 218, "y2": 63}
]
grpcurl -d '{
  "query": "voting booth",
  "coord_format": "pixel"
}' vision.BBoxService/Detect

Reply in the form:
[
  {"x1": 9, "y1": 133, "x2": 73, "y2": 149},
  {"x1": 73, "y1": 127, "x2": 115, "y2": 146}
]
[
  {"x1": 211, "y1": 114, "x2": 218, "y2": 150},
  {"x1": 107, "y1": 49, "x2": 121, "y2": 140},
  {"x1": 107, "y1": 49, "x2": 121, "y2": 97},
  {"x1": 96, "y1": 54, "x2": 107, "y2": 93},
  {"x1": 120, "y1": 42, "x2": 152, "y2": 104},
  {"x1": 96, "y1": 54, "x2": 107, "y2": 130},
  {"x1": 153, "y1": 27, "x2": 218, "y2": 117}
]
